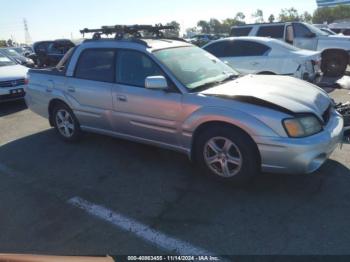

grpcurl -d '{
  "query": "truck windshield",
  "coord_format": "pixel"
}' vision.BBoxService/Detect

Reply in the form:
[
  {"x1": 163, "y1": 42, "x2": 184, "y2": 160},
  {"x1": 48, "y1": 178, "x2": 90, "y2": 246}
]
[{"x1": 153, "y1": 46, "x2": 239, "y2": 91}]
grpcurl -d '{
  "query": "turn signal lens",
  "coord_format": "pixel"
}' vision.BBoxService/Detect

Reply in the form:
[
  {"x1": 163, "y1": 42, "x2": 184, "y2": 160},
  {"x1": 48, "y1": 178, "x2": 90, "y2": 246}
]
[
  {"x1": 284, "y1": 119, "x2": 304, "y2": 137},
  {"x1": 283, "y1": 115, "x2": 323, "y2": 138}
]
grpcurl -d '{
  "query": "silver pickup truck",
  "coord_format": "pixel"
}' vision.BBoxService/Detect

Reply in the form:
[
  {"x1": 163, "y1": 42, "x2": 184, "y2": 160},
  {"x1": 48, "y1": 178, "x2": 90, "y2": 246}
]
[
  {"x1": 231, "y1": 22, "x2": 350, "y2": 77},
  {"x1": 25, "y1": 36, "x2": 344, "y2": 183}
]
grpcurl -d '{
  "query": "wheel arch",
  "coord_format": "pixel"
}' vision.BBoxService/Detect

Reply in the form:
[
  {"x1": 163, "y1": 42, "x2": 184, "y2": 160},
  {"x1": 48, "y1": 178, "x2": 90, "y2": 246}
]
[
  {"x1": 190, "y1": 120, "x2": 261, "y2": 166},
  {"x1": 48, "y1": 98, "x2": 71, "y2": 126},
  {"x1": 321, "y1": 48, "x2": 349, "y2": 61}
]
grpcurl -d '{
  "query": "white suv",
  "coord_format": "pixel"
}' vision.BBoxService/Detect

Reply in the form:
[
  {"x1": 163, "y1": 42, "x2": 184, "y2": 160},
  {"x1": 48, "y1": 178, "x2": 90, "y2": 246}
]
[{"x1": 231, "y1": 22, "x2": 350, "y2": 77}]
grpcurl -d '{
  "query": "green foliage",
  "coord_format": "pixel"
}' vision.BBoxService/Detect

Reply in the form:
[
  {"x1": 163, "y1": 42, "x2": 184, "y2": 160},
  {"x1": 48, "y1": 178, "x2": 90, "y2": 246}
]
[
  {"x1": 313, "y1": 5, "x2": 350, "y2": 23},
  {"x1": 268, "y1": 14, "x2": 275, "y2": 23},
  {"x1": 252, "y1": 9, "x2": 264, "y2": 23},
  {"x1": 165, "y1": 21, "x2": 181, "y2": 37},
  {"x1": 196, "y1": 13, "x2": 246, "y2": 34},
  {"x1": 0, "y1": 40, "x2": 6, "y2": 47},
  {"x1": 278, "y1": 7, "x2": 301, "y2": 22}
]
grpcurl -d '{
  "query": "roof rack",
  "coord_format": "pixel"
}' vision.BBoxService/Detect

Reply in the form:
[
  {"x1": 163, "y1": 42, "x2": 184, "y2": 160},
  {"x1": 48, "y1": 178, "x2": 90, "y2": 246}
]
[{"x1": 80, "y1": 24, "x2": 176, "y2": 40}]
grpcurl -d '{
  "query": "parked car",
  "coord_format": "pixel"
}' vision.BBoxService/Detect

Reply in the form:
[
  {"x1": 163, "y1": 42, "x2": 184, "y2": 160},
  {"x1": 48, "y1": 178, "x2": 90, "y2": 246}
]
[
  {"x1": 25, "y1": 37, "x2": 344, "y2": 182},
  {"x1": 33, "y1": 39, "x2": 75, "y2": 67},
  {"x1": 188, "y1": 34, "x2": 220, "y2": 47},
  {"x1": 230, "y1": 22, "x2": 350, "y2": 77},
  {"x1": 0, "y1": 52, "x2": 28, "y2": 102},
  {"x1": 203, "y1": 37, "x2": 322, "y2": 82},
  {"x1": 0, "y1": 47, "x2": 35, "y2": 68}
]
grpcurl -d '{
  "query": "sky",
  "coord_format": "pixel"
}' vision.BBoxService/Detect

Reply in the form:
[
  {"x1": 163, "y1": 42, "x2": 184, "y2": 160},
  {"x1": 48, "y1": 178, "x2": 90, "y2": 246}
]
[{"x1": 0, "y1": 0, "x2": 317, "y2": 43}]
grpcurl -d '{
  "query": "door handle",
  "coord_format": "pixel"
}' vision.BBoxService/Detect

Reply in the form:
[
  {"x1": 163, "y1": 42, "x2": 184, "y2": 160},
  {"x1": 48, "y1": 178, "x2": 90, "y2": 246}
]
[
  {"x1": 251, "y1": 62, "x2": 260, "y2": 66},
  {"x1": 117, "y1": 95, "x2": 127, "y2": 102},
  {"x1": 67, "y1": 86, "x2": 75, "y2": 93}
]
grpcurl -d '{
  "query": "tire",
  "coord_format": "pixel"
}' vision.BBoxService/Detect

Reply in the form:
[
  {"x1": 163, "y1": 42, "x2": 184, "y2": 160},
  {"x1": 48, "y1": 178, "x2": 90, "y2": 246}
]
[
  {"x1": 194, "y1": 126, "x2": 260, "y2": 183},
  {"x1": 52, "y1": 103, "x2": 81, "y2": 142},
  {"x1": 322, "y1": 52, "x2": 348, "y2": 77}
]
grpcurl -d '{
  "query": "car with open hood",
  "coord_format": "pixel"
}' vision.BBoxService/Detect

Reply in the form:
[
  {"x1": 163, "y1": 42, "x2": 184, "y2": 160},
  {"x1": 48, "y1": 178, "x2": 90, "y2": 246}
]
[{"x1": 25, "y1": 26, "x2": 345, "y2": 183}]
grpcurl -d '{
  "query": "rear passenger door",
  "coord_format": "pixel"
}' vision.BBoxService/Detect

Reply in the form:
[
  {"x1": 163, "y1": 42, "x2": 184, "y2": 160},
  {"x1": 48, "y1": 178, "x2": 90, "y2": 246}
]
[
  {"x1": 66, "y1": 48, "x2": 115, "y2": 131},
  {"x1": 112, "y1": 49, "x2": 182, "y2": 146}
]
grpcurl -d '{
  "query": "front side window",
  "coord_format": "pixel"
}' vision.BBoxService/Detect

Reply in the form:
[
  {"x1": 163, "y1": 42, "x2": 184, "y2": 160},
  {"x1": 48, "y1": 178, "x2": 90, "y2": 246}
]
[
  {"x1": 154, "y1": 46, "x2": 238, "y2": 90},
  {"x1": 75, "y1": 49, "x2": 115, "y2": 82},
  {"x1": 227, "y1": 40, "x2": 270, "y2": 57},
  {"x1": 293, "y1": 23, "x2": 312, "y2": 37},
  {"x1": 117, "y1": 50, "x2": 163, "y2": 87},
  {"x1": 257, "y1": 25, "x2": 285, "y2": 38},
  {"x1": 204, "y1": 41, "x2": 230, "y2": 57}
]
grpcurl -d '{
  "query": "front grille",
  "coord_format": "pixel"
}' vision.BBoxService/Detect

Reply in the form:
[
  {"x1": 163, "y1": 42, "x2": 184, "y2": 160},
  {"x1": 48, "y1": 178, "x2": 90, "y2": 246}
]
[
  {"x1": 322, "y1": 106, "x2": 331, "y2": 125},
  {"x1": 0, "y1": 79, "x2": 25, "y2": 88}
]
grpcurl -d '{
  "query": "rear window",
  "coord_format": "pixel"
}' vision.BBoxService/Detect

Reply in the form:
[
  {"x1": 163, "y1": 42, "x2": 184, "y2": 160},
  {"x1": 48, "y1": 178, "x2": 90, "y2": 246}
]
[
  {"x1": 230, "y1": 27, "x2": 253, "y2": 36},
  {"x1": 257, "y1": 25, "x2": 285, "y2": 38}
]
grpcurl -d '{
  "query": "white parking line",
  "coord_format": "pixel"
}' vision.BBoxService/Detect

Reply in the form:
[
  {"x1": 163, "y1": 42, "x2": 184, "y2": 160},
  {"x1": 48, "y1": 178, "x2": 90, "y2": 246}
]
[{"x1": 68, "y1": 197, "x2": 216, "y2": 256}]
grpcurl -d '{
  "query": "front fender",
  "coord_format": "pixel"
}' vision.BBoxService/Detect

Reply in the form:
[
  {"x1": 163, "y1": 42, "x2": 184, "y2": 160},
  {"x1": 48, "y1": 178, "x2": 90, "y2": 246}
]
[{"x1": 180, "y1": 106, "x2": 281, "y2": 149}]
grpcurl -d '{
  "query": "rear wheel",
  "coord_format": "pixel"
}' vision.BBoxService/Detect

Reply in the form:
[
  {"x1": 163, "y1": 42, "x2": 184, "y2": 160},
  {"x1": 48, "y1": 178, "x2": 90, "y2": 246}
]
[
  {"x1": 53, "y1": 103, "x2": 81, "y2": 142},
  {"x1": 322, "y1": 52, "x2": 348, "y2": 77},
  {"x1": 194, "y1": 126, "x2": 260, "y2": 183}
]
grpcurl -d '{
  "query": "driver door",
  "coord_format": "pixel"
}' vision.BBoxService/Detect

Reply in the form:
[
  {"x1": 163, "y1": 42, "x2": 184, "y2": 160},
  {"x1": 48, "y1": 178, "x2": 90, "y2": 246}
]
[
  {"x1": 112, "y1": 50, "x2": 182, "y2": 146},
  {"x1": 292, "y1": 23, "x2": 318, "y2": 50}
]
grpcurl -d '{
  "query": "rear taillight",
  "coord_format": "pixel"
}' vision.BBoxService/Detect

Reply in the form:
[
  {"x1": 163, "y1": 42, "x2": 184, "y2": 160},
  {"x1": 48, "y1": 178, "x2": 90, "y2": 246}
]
[
  {"x1": 24, "y1": 78, "x2": 29, "y2": 85},
  {"x1": 312, "y1": 59, "x2": 321, "y2": 66}
]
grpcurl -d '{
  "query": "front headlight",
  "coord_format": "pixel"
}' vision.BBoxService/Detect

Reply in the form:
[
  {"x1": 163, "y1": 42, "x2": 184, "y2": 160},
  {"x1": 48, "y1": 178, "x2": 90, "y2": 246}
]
[{"x1": 283, "y1": 115, "x2": 323, "y2": 138}]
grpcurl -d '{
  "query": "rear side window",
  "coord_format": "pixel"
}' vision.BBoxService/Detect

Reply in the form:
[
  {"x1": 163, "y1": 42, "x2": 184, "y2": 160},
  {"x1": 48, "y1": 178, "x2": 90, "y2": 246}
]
[
  {"x1": 75, "y1": 49, "x2": 115, "y2": 82},
  {"x1": 230, "y1": 27, "x2": 253, "y2": 36},
  {"x1": 257, "y1": 25, "x2": 285, "y2": 38},
  {"x1": 205, "y1": 40, "x2": 270, "y2": 57},
  {"x1": 117, "y1": 50, "x2": 163, "y2": 87}
]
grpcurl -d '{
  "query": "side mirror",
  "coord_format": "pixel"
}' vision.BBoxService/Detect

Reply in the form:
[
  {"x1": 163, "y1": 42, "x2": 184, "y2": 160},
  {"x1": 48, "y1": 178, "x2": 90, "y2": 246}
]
[
  {"x1": 307, "y1": 32, "x2": 316, "y2": 38},
  {"x1": 145, "y1": 76, "x2": 168, "y2": 90}
]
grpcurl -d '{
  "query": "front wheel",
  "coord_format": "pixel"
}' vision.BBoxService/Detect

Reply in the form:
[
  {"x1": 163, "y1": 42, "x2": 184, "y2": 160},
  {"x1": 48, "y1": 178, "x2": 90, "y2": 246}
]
[
  {"x1": 53, "y1": 103, "x2": 81, "y2": 142},
  {"x1": 194, "y1": 126, "x2": 260, "y2": 183},
  {"x1": 322, "y1": 53, "x2": 348, "y2": 77}
]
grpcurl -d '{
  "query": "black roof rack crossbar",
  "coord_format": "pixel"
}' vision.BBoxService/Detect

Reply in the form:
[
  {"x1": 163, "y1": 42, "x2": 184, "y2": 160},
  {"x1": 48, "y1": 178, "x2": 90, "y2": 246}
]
[{"x1": 80, "y1": 24, "x2": 176, "y2": 40}]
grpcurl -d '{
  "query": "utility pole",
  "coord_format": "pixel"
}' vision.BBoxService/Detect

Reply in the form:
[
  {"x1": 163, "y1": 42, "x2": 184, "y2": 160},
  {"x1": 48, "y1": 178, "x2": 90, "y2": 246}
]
[{"x1": 23, "y1": 18, "x2": 32, "y2": 45}]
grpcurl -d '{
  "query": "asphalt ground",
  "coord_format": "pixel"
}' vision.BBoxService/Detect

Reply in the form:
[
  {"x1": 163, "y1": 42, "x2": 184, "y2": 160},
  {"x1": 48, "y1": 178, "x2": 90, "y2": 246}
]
[{"x1": 0, "y1": 85, "x2": 349, "y2": 257}]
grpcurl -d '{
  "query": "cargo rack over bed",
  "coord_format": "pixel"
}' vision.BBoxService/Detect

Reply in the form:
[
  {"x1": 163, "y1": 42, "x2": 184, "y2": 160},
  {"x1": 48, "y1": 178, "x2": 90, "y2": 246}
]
[{"x1": 80, "y1": 24, "x2": 186, "y2": 44}]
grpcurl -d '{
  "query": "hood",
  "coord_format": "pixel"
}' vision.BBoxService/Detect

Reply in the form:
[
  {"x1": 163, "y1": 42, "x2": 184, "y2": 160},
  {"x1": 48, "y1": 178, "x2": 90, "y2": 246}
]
[
  {"x1": 0, "y1": 64, "x2": 29, "y2": 81},
  {"x1": 319, "y1": 35, "x2": 350, "y2": 41},
  {"x1": 201, "y1": 74, "x2": 331, "y2": 117}
]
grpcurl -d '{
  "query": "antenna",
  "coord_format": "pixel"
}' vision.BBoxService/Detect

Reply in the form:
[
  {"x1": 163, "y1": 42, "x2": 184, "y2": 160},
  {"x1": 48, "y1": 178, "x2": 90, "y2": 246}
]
[{"x1": 23, "y1": 18, "x2": 32, "y2": 45}]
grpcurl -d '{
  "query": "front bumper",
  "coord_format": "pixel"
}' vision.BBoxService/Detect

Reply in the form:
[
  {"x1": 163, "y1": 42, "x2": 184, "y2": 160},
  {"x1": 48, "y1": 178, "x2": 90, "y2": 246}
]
[
  {"x1": 0, "y1": 86, "x2": 26, "y2": 102},
  {"x1": 254, "y1": 110, "x2": 344, "y2": 174}
]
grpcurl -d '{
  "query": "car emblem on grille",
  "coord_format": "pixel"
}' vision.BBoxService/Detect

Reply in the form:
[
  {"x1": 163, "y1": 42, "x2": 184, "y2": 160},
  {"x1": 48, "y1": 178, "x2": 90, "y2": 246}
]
[{"x1": 11, "y1": 81, "x2": 17, "y2": 87}]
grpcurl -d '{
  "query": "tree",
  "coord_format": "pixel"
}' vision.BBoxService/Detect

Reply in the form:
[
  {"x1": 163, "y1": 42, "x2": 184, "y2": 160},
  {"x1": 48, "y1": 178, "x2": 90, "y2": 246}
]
[
  {"x1": 7, "y1": 39, "x2": 13, "y2": 47},
  {"x1": 278, "y1": 8, "x2": 301, "y2": 22},
  {"x1": 313, "y1": 5, "x2": 350, "y2": 24},
  {"x1": 0, "y1": 40, "x2": 6, "y2": 47},
  {"x1": 235, "y1": 12, "x2": 246, "y2": 24},
  {"x1": 301, "y1": 11, "x2": 313, "y2": 23},
  {"x1": 165, "y1": 21, "x2": 180, "y2": 37},
  {"x1": 252, "y1": 9, "x2": 264, "y2": 23},
  {"x1": 209, "y1": 18, "x2": 223, "y2": 33},
  {"x1": 197, "y1": 20, "x2": 211, "y2": 33},
  {"x1": 268, "y1": 14, "x2": 275, "y2": 23}
]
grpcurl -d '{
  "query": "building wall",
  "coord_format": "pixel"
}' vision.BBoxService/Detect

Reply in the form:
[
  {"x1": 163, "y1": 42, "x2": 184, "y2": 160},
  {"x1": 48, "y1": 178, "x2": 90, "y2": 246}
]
[{"x1": 317, "y1": 0, "x2": 350, "y2": 7}]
